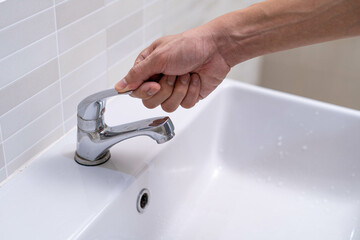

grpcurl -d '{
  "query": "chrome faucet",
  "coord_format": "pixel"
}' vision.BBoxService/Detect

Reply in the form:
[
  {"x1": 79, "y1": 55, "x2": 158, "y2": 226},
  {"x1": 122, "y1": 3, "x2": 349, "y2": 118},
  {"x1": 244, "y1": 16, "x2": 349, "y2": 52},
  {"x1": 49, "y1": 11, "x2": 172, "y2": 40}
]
[{"x1": 74, "y1": 88, "x2": 175, "y2": 166}]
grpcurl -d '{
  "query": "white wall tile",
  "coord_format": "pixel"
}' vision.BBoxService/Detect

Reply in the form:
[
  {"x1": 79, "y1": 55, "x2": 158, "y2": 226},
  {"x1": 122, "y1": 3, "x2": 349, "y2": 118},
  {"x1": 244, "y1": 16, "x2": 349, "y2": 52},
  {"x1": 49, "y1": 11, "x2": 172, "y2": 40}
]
[
  {"x1": 104, "y1": 0, "x2": 116, "y2": 5},
  {"x1": 57, "y1": 7, "x2": 107, "y2": 53},
  {"x1": 64, "y1": 115, "x2": 76, "y2": 133},
  {"x1": 7, "y1": 126, "x2": 63, "y2": 176},
  {"x1": 62, "y1": 73, "x2": 107, "y2": 120},
  {"x1": 61, "y1": 51, "x2": 106, "y2": 99},
  {"x1": 3, "y1": 105, "x2": 63, "y2": 163},
  {"x1": 0, "y1": 34, "x2": 57, "y2": 88},
  {"x1": 107, "y1": 10, "x2": 143, "y2": 47},
  {"x1": 0, "y1": 167, "x2": 6, "y2": 183},
  {"x1": 0, "y1": 82, "x2": 61, "y2": 140},
  {"x1": 0, "y1": 8, "x2": 55, "y2": 59},
  {"x1": 55, "y1": 0, "x2": 66, "y2": 4},
  {"x1": 144, "y1": 17, "x2": 163, "y2": 43},
  {"x1": 0, "y1": 59, "x2": 59, "y2": 116},
  {"x1": 56, "y1": 0, "x2": 104, "y2": 29},
  {"x1": 107, "y1": 30, "x2": 143, "y2": 67},
  {"x1": 0, "y1": 0, "x2": 53, "y2": 30},
  {"x1": 107, "y1": 50, "x2": 140, "y2": 86},
  {"x1": 106, "y1": 0, "x2": 142, "y2": 26},
  {"x1": 59, "y1": 31, "x2": 106, "y2": 77},
  {"x1": 143, "y1": 0, "x2": 163, "y2": 23},
  {"x1": 0, "y1": 143, "x2": 4, "y2": 169}
]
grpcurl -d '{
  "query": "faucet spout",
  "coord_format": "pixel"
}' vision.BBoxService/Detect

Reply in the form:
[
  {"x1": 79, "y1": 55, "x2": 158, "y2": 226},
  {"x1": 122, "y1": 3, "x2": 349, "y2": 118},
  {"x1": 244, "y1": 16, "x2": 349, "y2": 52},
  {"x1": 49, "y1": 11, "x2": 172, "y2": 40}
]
[{"x1": 74, "y1": 89, "x2": 175, "y2": 166}]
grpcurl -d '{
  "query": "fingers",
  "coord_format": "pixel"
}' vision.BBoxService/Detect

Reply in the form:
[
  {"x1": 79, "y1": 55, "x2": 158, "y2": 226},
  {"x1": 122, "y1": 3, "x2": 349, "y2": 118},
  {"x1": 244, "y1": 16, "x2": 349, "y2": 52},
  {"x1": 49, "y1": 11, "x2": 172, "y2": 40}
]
[
  {"x1": 141, "y1": 75, "x2": 176, "y2": 109},
  {"x1": 161, "y1": 74, "x2": 191, "y2": 112},
  {"x1": 114, "y1": 43, "x2": 164, "y2": 93},
  {"x1": 129, "y1": 81, "x2": 161, "y2": 99},
  {"x1": 181, "y1": 73, "x2": 201, "y2": 109}
]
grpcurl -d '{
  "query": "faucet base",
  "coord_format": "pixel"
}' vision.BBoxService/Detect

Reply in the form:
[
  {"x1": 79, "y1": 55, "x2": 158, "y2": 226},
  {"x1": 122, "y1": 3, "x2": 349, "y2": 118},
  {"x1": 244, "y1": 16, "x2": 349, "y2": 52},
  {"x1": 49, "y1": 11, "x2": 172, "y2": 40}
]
[{"x1": 74, "y1": 150, "x2": 111, "y2": 166}]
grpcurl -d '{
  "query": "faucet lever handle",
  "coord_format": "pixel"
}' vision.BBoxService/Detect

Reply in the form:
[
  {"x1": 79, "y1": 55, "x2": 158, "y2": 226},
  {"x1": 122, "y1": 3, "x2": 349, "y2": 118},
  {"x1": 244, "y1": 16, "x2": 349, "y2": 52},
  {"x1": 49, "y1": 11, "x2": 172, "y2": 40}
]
[{"x1": 77, "y1": 89, "x2": 132, "y2": 120}]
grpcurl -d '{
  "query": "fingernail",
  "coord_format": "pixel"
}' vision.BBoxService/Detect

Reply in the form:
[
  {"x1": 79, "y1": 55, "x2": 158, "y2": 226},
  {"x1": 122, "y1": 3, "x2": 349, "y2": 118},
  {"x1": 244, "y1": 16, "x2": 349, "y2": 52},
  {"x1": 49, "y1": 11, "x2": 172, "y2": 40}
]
[
  {"x1": 167, "y1": 79, "x2": 175, "y2": 86},
  {"x1": 181, "y1": 77, "x2": 189, "y2": 85},
  {"x1": 115, "y1": 78, "x2": 127, "y2": 91},
  {"x1": 191, "y1": 76, "x2": 200, "y2": 86},
  {"x1": 147, "y1": 88, "x2": 158, "y2": 96}
]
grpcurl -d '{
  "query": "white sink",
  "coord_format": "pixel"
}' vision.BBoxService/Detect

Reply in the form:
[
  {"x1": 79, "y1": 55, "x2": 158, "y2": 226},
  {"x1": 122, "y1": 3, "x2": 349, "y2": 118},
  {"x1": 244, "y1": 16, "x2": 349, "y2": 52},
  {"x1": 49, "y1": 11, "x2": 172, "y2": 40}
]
[{"x1": 1, "y1": 80, "x2": 359, "y2": 239}]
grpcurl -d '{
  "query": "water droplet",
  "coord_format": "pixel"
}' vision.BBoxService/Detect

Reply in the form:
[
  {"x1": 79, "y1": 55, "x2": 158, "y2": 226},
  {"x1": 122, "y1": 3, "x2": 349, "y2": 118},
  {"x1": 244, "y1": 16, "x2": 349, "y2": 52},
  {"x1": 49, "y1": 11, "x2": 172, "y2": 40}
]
[
  {"x1": 306, "y1": 130, "x2": 313, "y2": 136},
  {"x1": 277, "y1": 181, "x2": 284, "y2": 187},
  {"x1": 351, "y1": 173, "x2": 356, "y2": 177},
  {"x1": 278, "y1": 136, "x2": 283, "y2": 141},
  {"x1": 259, "y1": 145, "x2": 264, "y2": 151},
  {"x1": 302, "y1": 145, "x2": 308, "y2": 151},
  {"x1": 277, "y1": 142, "x2": 282, "y2": 146},
  {"x1": 267, "y1": 176, "x2": 272, "y2": 182},
  {"x1": 315, "y1": 111, "x2": 320, "y2": 115}
]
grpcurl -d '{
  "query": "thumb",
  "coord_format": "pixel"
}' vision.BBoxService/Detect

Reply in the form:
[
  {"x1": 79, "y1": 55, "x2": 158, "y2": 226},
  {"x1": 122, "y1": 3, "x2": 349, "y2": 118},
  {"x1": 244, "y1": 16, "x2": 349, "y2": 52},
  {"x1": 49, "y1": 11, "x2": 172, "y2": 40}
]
[{"x1": 115, "y1": 54, "x2": 161, "y2": 93}]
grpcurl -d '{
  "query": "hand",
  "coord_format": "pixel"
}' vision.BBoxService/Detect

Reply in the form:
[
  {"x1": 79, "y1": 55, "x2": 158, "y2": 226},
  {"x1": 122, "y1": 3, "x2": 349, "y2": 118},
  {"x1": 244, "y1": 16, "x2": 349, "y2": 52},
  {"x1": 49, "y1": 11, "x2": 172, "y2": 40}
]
[{"x1": 114, "y1": 26, "x2": 231, "y2": 112}]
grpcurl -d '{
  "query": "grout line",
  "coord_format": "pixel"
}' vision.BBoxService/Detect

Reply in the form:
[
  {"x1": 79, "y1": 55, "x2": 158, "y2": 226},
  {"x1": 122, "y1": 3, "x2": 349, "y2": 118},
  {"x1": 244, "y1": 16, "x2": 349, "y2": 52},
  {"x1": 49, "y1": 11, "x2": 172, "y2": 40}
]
[
  {"x1": 0, "y1": 32, "x2": 56, "y2": 65},
  {"x1": 142, "y1": 0, "x2": 145, "y2": 46},
  {"x1": 59, "y1": 29, "x2": 105, "y2": 57},
  {"x1": 107, "y1": 46, "x2": 143, "y2": 71},
  {"x1": 107, "y1": 26, "x2": 144, "y2": 51},
  {"x1": 0, "y1": 55, "x2": 58, "y2": 91},
  {"x1": 53, "y1": 0, "x2": 66, "y2": 135},
  {"x1": 0, "y1": 125, "x2": 8, "y2": 178},
  {"x1": 144, "y1": 0, "x2": 160, "y2": 8},
  {"x1": 2, "y1": 125, "x2": 63, "y2": 186},
  {"x1": 0, "y1": 5, "x2": 54, "y2": 32},
  {"x1": 56, "y1": 5, "x2": 106, "y2": 32},
  {"x1": 2, "y1": 102, "x2": 62, "y2": 145},
  {"x1": 62, "y1": 71, "x2": 107, "y2": 102},
  {"x1": 0, "y1": 79, "x2": 60, "y2": 118},
  {"x1": 61, "y1": 50, "x2": 107, "y2": 79},
  {"x1": 106, "y1": 8, "x2": 143, "y2": 29}
]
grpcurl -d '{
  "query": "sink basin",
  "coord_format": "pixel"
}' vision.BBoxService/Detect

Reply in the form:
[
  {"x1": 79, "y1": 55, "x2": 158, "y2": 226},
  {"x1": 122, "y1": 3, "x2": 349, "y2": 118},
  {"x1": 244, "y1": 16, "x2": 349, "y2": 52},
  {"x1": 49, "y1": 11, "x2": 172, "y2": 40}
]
[
  {"x1": 1, "y1": 79, "x2": 359, "y2": 239},
  {"x1": 75, "y1": 80, "x2": 360, "y2": 239}
]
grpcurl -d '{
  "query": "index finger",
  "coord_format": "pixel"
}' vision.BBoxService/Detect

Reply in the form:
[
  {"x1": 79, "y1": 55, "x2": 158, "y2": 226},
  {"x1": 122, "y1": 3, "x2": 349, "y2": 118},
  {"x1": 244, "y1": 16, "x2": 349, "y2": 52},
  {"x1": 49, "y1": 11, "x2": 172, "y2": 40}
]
[{"x1": 115, "y1": 51, "x2": 164, "y2": 93}]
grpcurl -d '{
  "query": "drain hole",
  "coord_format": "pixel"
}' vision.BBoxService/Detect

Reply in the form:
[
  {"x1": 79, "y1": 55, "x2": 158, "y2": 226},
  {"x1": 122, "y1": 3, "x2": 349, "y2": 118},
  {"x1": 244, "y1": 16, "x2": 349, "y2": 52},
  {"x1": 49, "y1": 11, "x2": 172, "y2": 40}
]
[{"x1": 137, "y1": 188, "x2": 150, "y2": 213}]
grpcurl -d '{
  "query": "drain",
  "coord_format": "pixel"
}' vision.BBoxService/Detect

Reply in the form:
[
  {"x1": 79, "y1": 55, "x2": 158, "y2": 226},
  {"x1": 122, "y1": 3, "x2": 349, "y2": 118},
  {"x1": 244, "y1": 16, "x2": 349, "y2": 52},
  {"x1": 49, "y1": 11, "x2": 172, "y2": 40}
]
[{"x1": 137, "y1": 188, "x2": 150, "y2": 213}]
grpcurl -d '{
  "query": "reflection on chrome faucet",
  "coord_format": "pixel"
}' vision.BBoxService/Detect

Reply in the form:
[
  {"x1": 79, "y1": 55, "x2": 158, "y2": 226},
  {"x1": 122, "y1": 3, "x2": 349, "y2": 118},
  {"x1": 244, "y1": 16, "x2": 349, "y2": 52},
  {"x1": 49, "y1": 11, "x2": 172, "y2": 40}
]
[{"x1": 74, "y1": 89, "x2": 175, "y2": 166}]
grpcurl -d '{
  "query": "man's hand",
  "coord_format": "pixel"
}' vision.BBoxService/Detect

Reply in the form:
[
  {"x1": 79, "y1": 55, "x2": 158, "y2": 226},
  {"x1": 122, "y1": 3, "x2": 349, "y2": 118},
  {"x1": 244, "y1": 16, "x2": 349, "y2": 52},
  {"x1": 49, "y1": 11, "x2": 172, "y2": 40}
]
[{"x1": 114, "y1": 27, "x2": 231, "y2": 112}]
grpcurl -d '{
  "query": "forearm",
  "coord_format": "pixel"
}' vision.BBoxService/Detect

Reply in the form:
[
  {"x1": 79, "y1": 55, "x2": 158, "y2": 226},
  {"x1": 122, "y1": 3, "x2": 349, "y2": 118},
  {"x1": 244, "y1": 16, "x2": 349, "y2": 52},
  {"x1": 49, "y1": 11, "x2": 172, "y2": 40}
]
[{"x1": 205, "y1": 0, "x2": 360, "y2": 66}]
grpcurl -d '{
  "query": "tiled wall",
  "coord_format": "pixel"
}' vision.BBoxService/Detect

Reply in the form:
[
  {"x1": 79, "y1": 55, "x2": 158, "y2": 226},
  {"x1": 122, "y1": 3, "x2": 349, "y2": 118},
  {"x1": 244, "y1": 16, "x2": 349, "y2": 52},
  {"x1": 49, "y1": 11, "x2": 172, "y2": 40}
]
[
  {"x1": 0, "y1": 0, "x2": 262, "y2": 183},
  {"x1": 0, "y1": 0, "x2": 165, "y2": 183},
  {"x1": 259, "y1": 37, "x2": 360, "y2": 110}
]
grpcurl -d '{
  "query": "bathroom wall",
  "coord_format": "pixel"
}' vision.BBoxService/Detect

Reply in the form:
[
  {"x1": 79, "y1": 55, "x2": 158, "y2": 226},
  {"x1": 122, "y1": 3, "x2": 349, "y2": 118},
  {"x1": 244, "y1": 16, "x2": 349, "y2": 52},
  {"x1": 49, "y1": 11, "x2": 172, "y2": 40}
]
[
  {"x1": 0, "y1": 0, "x2": 261, "y2": 183},
  {"x1": 259, "y1": 37, "x2": 360, "y2": 110},
  {"x1": 0, "y1": 0, "x2": 163, "y2": 183}
]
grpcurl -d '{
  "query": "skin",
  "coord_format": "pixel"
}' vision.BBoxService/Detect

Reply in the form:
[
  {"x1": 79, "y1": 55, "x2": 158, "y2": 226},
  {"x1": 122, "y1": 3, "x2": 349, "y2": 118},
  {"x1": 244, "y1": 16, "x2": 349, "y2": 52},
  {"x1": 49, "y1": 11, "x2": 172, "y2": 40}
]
[{"x1": 115, "y1": 0, "x2": 360, "y2": 112}]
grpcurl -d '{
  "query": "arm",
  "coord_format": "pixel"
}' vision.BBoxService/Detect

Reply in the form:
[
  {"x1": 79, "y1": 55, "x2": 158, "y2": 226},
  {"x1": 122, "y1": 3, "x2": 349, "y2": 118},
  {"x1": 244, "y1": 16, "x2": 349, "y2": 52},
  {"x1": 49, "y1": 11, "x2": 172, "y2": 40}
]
[
  {"x1": 211, "y1": 0, "x2": 360, "y2": 66},
  {"x1": 115, "y1": 0, "x2": 360, "y2": 112}
]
